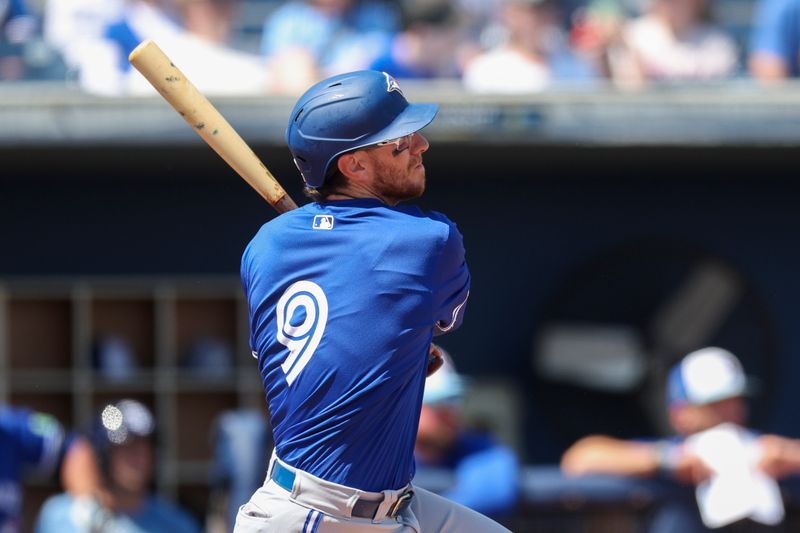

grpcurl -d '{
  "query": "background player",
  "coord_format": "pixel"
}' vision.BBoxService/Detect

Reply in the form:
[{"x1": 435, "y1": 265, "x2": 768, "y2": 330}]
[
  {"x1": 561, "y1": 347, "x2": 800, "y2": 532},
  {"x1": 237, "y1": 70, "x2": 510, "y2": 532},
  {"x1": 414, "y1": 350, "x2": 520, "y2": 519},
  {"x1": 35, "y1": 399, "x2": 200, "y2": 533},
  {"x1": 0, "y1": 403, "x2": 102, "y2": 532}
]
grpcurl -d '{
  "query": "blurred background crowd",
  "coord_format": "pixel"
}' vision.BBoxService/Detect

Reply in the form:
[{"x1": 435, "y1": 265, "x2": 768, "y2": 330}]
[{"x1": 1, "y1": 0, "x2": 799, "y2": 94}]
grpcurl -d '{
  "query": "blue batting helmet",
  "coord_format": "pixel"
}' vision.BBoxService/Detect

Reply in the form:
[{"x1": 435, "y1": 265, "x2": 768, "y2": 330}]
[{"x1": 286, "y1": 70, "x2": 439, "y2": 188}]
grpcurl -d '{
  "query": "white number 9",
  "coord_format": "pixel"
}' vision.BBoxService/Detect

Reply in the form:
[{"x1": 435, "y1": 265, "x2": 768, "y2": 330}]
[{"x1": 276, "y1": 280, "x2": 328, "y2": 385}]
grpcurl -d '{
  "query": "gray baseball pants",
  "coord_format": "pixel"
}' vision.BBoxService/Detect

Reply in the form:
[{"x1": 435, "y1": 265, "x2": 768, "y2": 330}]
[{"x1": 234, "y1": 453, "x2": 512, "y2": 533}]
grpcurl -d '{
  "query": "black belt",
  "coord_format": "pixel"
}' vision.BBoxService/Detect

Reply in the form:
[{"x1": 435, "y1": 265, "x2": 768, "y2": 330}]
[{"x1": 270, "y1": 460, "x2": 414, "y2": 520}]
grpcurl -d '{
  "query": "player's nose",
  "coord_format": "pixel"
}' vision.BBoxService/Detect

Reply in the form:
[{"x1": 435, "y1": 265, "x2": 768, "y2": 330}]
[{"x1": 410, "y1": 132, "x2": 430, "y2": 155}]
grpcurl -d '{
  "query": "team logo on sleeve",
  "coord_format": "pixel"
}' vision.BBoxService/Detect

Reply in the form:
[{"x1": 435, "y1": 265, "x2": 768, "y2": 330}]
[
  {"x1": 383, "y1": 72, "x2": 403, "y2": 96},
  {"x1": 312, "y1": 215, "x2": 334, "y2": 230}
]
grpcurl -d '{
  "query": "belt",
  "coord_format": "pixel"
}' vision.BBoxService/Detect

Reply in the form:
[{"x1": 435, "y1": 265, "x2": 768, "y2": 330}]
[{"x1": 270, "y1": 460, "x2": 414, "y2": 520}]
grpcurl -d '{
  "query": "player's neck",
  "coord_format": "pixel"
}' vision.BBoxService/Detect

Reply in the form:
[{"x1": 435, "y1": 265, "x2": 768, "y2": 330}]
[{"x1": 324, "y1": 182, "x2": 397, "y2": 206}]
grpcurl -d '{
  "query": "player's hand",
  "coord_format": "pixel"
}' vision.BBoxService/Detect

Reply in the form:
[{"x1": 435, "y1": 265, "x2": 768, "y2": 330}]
[
  {"x1": 671, "y1": 448, "x2": 713, "y2": 485},
  {"x1": 757, "y1": 434, "x2": 800, "y2": 479},
  {"x1": 426, "y1": 343, "x2": 444, "y2": 377}
]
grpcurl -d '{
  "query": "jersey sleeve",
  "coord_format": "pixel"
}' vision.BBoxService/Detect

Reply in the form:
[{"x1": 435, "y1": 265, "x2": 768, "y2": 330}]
[
  {"x1": 429, "y1": 212, "x2": 470, "y2": 335},
  {"x1": 2, "y1": 409, "x2": 66, "y2": 476}
]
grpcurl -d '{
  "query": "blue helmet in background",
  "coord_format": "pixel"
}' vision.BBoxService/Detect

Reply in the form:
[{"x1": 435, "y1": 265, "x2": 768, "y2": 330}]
[{"x1": 286, "y1": 70, "x2": 439, "y2": 188}]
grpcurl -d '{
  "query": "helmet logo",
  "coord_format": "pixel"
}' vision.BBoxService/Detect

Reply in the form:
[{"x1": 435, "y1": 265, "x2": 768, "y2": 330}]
[{"x1": 383, "y1": 72, "x2": 403, "y2": 96}]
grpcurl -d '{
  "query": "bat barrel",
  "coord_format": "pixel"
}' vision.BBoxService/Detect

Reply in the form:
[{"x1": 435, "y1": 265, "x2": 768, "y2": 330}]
[{"x1": 128, "y1": 40, "x2": 298, "y2": 213}]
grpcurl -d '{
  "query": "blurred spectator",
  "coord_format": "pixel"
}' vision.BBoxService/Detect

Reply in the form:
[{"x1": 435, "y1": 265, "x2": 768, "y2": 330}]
[
  {"x1": 43, "y1": 0, "x2": 125, "y2": 79},
  {"x1": 1, "y1": 0, "x2": 35, "y2": 43},
  {"x1": 569, "y1": 0, "x2": 630, "y2": 78},
  {"x1": 62, "y1": 0, "x2": 269, "y2": 96},
  {"x1": 259, "y1": 0, "x2": 399, "y2": 93},
  {"x1": 749, "y1": 0, "x2": 800, "y2": 82},
  {"x1": 462, "y1": 0, "x2": 596, "y2": 93},
  {"x1": 179, "y1": 0, "x2": 237, "y2": 44},
  {"x1": 370, "y1": 0, "x2": 465, "y2": 79},
  {"x1": 414, "y1": 347, "x2": 520, "y2": 519},
  {"x1": 575, "y1": 0, "x2": 738, "y2": 87},
  {"x1": 449, "y1": 0, "x2": 507, "y2": 72},
  {"x1": 55, "y1": 0, "x2": 181, "y2": 94},
  {"x1": 0, "y1": 403, "x2": 103, "y2": 531},
  {"x1": 561, "y1": 347, "x2": 800, "y2": 532},
  {"x1": 35, "y1": 399, "x2": 200, "y2": 533},
  {"x1": 0, "y1": 0, "x2": 40, "y2": 80}
]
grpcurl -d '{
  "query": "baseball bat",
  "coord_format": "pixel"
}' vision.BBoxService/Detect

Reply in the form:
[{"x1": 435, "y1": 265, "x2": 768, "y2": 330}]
[{"x1": 128, "y1": 39, "x2": 298, "y2": 214}]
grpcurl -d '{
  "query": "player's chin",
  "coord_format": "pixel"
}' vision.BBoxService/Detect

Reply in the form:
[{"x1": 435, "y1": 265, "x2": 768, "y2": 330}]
[
  {"x1": 410, "y1": 170, "x2": 426, "y2": 197},
  {"x1": 410, "y1": 163, "x2": 426, "y2": 185},
  {"x1": 394, "y1": 177, "x2": 425, "y2": 203}
]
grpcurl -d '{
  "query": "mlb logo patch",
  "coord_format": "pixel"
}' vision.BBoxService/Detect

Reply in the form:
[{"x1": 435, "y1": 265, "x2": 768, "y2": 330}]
[{"x1": 313, "y1": 215, "x2": 334, "y2": 230}]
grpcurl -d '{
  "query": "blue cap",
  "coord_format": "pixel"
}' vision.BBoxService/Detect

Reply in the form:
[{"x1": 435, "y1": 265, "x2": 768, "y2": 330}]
[
  {"x1": 286, "y1": 70, "x2": 439, "y2": 188},
  {"x1": 666, "y1": 347, "x2": 747, "y2": 407}
]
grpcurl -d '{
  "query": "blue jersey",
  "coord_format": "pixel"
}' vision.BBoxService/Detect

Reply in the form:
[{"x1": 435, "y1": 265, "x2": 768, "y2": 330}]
[
  {"x1": 241, "y1": 199, "x2": 470, "y2": 492},
  {"x1": 0, "y1": 407, "x2": 66, "y2": 532}
]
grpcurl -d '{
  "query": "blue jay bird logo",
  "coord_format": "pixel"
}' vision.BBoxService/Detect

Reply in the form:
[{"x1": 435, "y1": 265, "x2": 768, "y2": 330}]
[{"x1": 383, "y1": 72, "x2": 403, "y2": 96}]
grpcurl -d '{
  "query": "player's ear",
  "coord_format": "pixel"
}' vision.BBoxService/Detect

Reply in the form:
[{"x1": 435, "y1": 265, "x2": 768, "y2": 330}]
[{"x1": 337, "y1": 152, "x2": 369, "y2": 182}]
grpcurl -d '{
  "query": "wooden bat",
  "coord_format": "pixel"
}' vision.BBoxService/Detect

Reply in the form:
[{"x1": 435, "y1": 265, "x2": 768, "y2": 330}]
[{"x1": 128, "y1": 39, "x2": 298, "y2": 214}]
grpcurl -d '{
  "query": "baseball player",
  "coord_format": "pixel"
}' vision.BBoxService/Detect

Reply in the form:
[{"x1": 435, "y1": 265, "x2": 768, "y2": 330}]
[
  {"x1": 237, "y1": 70, "x2": 511, "y2": 532},
  {"x1": 0, "y1": 404, "x2": 102, "y2": 532},
  {"x1": 562, "y1": 347, "x2": 800, "y2": 531},
  {"x1": 415, "y1": 351, "x2": 520, "y2": 519},
  {"x1": 35, "y1": 399, "x2": 199, "y2": 533}
]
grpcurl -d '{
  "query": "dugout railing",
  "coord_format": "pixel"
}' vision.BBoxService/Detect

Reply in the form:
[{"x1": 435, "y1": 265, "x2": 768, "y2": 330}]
[{"x1": 512, "y1": 467, "x2": 800, "y2": 533}]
